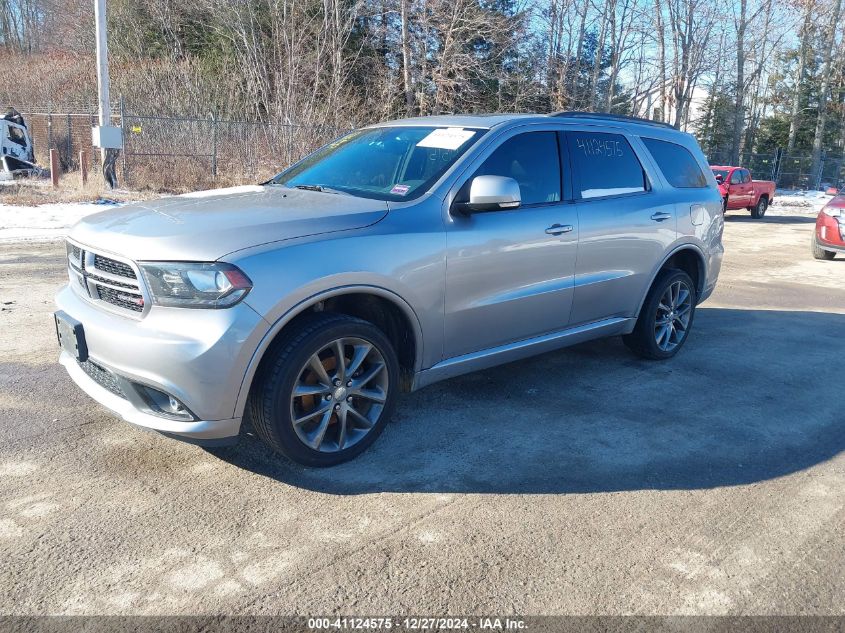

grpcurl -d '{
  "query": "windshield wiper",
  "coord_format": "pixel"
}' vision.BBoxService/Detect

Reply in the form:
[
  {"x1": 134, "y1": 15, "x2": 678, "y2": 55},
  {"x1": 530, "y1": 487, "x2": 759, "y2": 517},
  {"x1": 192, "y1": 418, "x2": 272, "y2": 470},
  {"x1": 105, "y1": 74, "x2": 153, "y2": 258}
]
[{"x1": 292, "y1": 184, "x2": 347, "y2": 195}]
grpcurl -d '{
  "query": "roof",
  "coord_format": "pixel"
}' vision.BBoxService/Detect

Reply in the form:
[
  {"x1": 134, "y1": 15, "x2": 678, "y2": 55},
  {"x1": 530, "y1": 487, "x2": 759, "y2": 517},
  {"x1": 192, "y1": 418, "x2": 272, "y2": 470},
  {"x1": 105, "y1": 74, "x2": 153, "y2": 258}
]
[{"x1": 370, "y1": 111, "x2": 683, "y2": 132}]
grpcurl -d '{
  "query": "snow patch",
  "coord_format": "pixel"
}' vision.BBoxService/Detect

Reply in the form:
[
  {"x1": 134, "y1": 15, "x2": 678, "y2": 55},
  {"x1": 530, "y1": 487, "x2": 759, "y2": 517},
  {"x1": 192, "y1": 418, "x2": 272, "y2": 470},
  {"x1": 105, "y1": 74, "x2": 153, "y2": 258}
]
[
  {"x1": 0, "y1": 200, "x2": 123, "y2": 242},
  {"x1": 770, "y1": 189, "x2": 832, "y2": 215}
]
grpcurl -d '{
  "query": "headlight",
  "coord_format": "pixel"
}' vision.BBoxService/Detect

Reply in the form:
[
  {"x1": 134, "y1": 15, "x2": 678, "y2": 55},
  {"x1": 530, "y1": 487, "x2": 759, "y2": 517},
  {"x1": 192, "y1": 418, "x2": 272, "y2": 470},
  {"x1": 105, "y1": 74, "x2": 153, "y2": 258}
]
[
  {"x1": 821, "y1": 205, "x2": 845, "y2": 218},
  {"x1": 139, "y1": 262, "x2": 252, "y2": 308}
]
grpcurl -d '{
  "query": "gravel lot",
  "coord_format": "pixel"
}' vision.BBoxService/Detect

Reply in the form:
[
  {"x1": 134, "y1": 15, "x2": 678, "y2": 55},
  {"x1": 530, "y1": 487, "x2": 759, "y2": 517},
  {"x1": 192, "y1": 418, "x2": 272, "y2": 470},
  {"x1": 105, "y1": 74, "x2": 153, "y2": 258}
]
[{"x1": 0, "y1": 208, "x2": 843, "y2": 615}]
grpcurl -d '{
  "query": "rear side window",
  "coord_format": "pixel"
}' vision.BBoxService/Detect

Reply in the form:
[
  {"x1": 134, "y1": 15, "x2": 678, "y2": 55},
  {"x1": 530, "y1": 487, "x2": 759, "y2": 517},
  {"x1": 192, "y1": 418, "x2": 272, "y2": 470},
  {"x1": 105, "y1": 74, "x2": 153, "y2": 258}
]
[
  {"x1": 472, "y1": 131, "x2": 561, "y2": 206},
  {"x1": 642, "y1": 138, "x2": 707, "y2": 188},
  {"x1": 7, "y1": 126, "x2": 25, "y2": 146},
  {"x1": 567, "y1": 131, "x2": 646, "y2": 199}
]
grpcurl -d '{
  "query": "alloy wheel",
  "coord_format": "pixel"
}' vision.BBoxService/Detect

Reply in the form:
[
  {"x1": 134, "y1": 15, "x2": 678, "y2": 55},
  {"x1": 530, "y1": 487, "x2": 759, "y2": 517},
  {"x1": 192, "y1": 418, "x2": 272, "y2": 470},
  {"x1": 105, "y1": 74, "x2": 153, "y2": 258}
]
[
  {"x1": 654, "y1": 280, "x2": 693, "y2": 353},
  {"x1": 289, "y1": 337, "x2": 388, "y2": 452}
]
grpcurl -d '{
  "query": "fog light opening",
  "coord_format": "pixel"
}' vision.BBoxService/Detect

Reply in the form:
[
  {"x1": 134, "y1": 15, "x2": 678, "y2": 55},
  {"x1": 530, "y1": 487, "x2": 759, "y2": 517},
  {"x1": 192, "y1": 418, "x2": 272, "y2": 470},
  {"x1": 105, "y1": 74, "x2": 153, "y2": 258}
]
[{"x1": 137, "y1": 385, "x2": 196, "y2": 421}]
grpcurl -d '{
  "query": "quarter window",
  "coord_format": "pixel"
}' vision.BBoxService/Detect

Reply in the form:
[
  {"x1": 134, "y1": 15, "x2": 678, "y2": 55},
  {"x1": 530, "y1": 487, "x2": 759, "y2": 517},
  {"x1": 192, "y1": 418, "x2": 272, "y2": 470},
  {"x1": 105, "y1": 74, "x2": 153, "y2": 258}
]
[
  {"x1": 471, "y1": 131, "x2": 561, "y2": 206},
  {"x1": 7, "y1": 126, "x2": 25, "y2": 146},
  {"x1": 568, "y1": 132, "x2": 647, "y2": 199},
  {"x1": 641, "y1": 138, "x2": 707, "y2": 188}
]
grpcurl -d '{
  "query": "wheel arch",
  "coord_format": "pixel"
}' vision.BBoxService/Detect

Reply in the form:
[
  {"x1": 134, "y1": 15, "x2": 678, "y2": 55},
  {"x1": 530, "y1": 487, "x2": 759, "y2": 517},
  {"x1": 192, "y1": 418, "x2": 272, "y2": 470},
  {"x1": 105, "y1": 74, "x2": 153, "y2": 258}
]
[
  {"x1": 233, "y1": 285, "x2": 424, "y2": 420},
  {"x1": 635, "y1": 244, "x2": 707, "y2": 317}
]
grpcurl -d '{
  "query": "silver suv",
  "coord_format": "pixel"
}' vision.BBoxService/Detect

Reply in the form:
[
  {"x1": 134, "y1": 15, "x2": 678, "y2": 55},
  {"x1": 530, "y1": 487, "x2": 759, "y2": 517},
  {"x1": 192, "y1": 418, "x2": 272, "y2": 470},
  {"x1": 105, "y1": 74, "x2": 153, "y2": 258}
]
[{"x1": 55, "y1": 112, "x2": 724, "y2": 466}]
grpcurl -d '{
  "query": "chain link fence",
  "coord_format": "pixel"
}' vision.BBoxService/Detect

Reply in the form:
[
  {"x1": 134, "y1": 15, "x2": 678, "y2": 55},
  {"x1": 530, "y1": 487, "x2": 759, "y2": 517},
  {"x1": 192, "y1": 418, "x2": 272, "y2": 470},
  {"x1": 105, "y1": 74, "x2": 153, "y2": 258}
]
[
  {"x1": 14, "y1": 106, "x2": 347, "y2": 191},
  {"x1": 13, "y1": 106, "x2": 845, "y2": 193},
  {"x1": 707, "y1": 147, "x2": 845, "y2": 191}
]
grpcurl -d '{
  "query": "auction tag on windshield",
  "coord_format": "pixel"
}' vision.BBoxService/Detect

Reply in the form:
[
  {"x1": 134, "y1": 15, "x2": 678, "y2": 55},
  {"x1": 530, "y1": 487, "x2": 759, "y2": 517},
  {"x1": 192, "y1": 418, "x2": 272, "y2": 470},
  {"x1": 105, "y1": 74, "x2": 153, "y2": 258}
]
[
  {"x1": 390, "y1": 184, "x2": 410, "y2": 195},
  {"x1": 417, "y1": 128, "x2": 476, "y2": 150}
]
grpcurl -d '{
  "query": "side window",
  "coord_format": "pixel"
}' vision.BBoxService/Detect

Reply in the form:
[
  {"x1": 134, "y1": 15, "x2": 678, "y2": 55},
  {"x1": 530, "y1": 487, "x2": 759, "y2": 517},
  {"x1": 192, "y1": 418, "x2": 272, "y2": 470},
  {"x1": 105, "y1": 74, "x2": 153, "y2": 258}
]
[
  {"x1": 568, "y1": 131, "x2": 647, "y2": 199},
  {"x1": 472, "y1": 131, "x2": 561, "y2": 206},
  {"x1": 641, "y1": 137, "x2": 707, "y2": 188},
  {"x1": 7, "y1": 126, "x2": 26, "y2": 146},
  {"x1": 729, "y1": 170, "x2": 743, "y2": 184}
]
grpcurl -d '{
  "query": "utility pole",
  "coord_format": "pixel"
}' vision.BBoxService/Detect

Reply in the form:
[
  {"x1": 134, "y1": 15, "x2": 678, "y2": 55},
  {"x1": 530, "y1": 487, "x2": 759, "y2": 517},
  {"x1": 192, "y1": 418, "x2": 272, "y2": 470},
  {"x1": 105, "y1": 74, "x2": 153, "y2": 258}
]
[{"x1": 92, "y1": 0, "x2": 122, "y2": 188}]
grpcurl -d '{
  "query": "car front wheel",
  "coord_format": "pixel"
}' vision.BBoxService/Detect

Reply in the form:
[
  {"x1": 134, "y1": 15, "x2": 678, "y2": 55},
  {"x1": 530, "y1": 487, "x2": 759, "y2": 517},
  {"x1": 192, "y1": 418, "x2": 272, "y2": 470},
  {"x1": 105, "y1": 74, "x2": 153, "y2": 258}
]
[
  {"x1": 249, "y1": 313, "x2": 399, "y2": 466},
  {"x1": 811, "y1": 234, "x2": 837, "y2": 260},
  {"x1": 623, "y1": 269, "x2": 697, "y2": 360}
]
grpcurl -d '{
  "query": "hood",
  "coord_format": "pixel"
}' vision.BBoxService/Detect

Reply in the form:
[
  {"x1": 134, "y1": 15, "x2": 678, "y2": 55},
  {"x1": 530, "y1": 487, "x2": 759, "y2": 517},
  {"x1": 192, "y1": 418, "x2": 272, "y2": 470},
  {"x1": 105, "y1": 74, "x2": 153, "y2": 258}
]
[{"x1": 69, "y1": 185, "x2": 389, "y2": 261}]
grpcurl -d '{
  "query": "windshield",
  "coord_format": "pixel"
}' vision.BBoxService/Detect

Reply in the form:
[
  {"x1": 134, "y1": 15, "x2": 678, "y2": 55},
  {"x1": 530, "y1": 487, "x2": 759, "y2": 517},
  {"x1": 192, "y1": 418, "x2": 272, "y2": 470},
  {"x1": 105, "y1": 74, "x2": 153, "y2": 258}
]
[
  {"x1": 271, "y1": 126, "x2": 486, "y2": 201},
  {"x1": 711, "y1": 169, "x2": 729, "y2": 181}
]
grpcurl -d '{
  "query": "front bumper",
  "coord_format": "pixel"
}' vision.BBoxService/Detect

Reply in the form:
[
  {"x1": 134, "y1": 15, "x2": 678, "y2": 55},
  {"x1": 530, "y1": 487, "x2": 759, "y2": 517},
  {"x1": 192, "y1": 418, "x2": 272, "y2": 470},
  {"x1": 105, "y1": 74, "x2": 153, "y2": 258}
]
[
  {"x1": 55, "y1": 283, "x2": 270, "y2": 443},
  {"x1": 816, "y1": 213, "x2": 845, "y2": 251}
]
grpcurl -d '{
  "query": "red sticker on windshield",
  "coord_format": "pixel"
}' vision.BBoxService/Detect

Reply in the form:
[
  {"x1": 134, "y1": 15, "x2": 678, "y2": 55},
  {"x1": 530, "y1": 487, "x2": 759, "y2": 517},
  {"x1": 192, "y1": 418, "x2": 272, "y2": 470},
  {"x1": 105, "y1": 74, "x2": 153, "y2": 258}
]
[{"x1": 390, "y1": 184, "x2": 410, "y2": 196}]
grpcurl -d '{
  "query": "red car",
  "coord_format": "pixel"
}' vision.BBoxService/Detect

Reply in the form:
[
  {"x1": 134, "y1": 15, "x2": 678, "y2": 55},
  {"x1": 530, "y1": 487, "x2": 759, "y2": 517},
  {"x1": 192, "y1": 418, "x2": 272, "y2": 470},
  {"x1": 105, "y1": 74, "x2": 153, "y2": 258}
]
[
  {"x1": 812, "y1": 192, "x2": 845, "y2": 260},
  {"x1": 710, "y1": 165, "x2": 776, "y2": 218}
]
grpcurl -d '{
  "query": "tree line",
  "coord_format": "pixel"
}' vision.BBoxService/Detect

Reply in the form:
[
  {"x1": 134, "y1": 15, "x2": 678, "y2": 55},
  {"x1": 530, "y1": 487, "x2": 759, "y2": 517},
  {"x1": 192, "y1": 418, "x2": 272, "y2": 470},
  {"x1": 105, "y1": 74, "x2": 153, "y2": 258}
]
[{"x1": 1, "y1": 0, "x2": 844, "y2": 176}]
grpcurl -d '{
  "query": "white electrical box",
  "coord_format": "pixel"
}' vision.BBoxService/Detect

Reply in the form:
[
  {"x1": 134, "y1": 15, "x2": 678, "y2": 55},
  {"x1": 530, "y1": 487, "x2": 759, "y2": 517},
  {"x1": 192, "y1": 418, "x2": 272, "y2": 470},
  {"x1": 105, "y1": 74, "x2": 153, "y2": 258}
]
[{"x1": 92, "y1": 125, "x2": 123, "y2": 149}]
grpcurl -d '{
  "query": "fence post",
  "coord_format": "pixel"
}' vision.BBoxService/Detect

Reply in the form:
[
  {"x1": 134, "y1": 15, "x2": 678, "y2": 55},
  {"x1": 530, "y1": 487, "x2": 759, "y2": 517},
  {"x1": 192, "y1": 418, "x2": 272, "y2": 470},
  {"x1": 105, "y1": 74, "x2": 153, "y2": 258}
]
[
  {"x1": 816, "y1": 151, "x2": 826, "y2": 191},
  {"x1": 120, "y1": 95, "x2": 128, "y2": 186},
  {"x1": 211, "y1": 112, "x2": 218, "y2": 179},
  {"x1": 80, "y1": 151, "x2": 88, "y2": 186},
  {"x1": 66, "y1": 113, "x2": 72, "y2": 166},
  {"x1": 50, "y1": 149, "x2": 59, "y2": 188},
  {"x1": 771, "y1": 148, "x2": 779, "y2": 183},
  {"x1": 47, "y1": 106, "x2": 53, "y2": 156}
]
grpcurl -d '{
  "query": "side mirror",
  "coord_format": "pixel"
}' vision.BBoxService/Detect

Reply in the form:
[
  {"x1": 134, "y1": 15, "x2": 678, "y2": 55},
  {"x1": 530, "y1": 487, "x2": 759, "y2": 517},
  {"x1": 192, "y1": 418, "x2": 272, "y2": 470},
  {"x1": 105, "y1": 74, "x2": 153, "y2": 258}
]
[{"x1": 452, "y1": 175, "x2": 521, "y2": 215}]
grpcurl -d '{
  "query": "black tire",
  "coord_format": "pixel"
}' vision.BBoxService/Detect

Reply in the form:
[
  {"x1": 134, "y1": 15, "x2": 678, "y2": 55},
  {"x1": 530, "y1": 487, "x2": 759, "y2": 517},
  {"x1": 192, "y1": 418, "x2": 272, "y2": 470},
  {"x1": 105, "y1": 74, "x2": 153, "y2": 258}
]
[
  {"x1": 623, "y1": 269, "x2": 697, "y2": 360},
  {"x1": 750, "y1": 196, "x2": 768, "y2": 219},
  {"x1": 811, "y1": 234, "x2": 836, "y2": 260},
  {"x1": 248, "y1": 312, "x2": 400, "y2": 467}
]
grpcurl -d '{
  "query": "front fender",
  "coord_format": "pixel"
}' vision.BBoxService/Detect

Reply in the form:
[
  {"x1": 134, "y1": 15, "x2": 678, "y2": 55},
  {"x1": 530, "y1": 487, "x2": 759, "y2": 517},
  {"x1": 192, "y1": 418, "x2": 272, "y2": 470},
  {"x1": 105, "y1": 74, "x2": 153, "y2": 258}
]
[{"x1": 233, "y1": 283, "x2": 425, "y2": 420}]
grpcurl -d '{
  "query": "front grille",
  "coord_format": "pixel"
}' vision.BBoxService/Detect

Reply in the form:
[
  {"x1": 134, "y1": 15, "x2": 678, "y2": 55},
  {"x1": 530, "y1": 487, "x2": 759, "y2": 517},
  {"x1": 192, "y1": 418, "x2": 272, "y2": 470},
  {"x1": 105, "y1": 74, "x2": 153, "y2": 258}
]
[
  {"x1": 94, "y1": 254, "x2": 136, "y2": 279},
  {"x1": 96, "y1": 286, "x2": 144, "y2": 312},
  {"x1": 77, "y1": 359, "x2": 126, "y2": 399},
  {"x1": 86, "y1": 272, "x2": 137, "y2": 289},
  {"x1": 66, "y1": 242, "x2": 146, "y2": 316}
]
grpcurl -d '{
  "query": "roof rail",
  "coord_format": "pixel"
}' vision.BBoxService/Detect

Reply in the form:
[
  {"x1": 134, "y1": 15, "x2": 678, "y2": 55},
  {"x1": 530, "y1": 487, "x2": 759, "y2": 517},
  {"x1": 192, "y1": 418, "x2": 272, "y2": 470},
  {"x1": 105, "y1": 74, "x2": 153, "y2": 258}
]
[{"x1": 550, "y1": 111, "x2": 677, "y2": 130}]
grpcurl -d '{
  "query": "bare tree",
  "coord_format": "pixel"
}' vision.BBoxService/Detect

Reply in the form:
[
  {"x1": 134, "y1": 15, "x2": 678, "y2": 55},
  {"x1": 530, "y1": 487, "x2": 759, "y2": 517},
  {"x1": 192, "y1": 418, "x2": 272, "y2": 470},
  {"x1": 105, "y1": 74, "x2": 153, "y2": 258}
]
[{"x1": 811, "y1": 0, "x2": 843, "y2": 178}]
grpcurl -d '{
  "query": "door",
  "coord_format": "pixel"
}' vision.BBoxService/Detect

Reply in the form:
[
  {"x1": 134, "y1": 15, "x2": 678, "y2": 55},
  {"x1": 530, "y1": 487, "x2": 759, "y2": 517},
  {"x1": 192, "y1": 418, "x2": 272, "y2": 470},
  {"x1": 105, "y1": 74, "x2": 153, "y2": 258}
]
[
  {"x1": 444, "y1": 130, "x2": 578, "y2": 358},
  {"x1": 728, "y1": 169, "x2": 750, "y2": 208},
  {"x1": 566, "y1": 130, "x2": 678, "y2": 326}
]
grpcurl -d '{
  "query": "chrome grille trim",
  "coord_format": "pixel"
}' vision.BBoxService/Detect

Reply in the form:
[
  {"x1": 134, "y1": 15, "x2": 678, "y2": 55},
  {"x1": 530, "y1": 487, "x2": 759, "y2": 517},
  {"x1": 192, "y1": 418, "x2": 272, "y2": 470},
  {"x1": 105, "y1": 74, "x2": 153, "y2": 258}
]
[{"x1": 66, "y1": 240, "x2": 150, "y2": 318}]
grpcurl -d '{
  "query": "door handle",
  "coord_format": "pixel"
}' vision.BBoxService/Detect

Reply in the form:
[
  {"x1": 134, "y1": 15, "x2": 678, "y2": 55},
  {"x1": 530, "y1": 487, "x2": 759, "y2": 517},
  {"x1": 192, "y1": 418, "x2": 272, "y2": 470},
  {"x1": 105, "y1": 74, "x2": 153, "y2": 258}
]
[
  {"x1": 545, "y1": 224, "x2": 574, "y2": 235},
  {"x1": 650, "y1": 211, "x2": 672, "y2": 222}
]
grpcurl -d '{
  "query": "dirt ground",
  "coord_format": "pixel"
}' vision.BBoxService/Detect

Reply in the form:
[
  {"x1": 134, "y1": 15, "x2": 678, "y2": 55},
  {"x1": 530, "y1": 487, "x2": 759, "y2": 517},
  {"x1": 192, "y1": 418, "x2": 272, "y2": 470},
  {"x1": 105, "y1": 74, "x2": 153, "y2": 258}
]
[{"x1": 0, "y1": 209, "x2": 843, "y2": 616}]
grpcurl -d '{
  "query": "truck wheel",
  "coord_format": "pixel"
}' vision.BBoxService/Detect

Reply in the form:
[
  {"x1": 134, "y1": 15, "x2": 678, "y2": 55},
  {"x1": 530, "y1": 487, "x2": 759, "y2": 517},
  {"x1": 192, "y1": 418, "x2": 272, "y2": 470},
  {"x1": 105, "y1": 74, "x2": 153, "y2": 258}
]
[
  {"x1": 811, "y1": 234, "x2": 836, "y2": 260},
  {"x1": 751, "y1": 196, "x2": 768, "y2": 219},
  {"x1": 249, "y1": 312, "x2": 399, "y2": 467},
  {"x1": 623, "y1": 269, "x2": 696, "y2": 360}
]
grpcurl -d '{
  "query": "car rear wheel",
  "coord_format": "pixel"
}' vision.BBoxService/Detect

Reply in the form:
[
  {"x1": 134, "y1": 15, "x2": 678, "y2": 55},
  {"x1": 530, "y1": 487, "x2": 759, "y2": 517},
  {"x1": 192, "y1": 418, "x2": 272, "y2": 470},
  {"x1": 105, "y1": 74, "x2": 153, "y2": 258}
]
[
  {"x1": 249, "y1": 312, "x2": 399, "y2": 466},
  {"x1": 623, "y1": 269, "x2": 696, "y2": 360},
  {"x1": 811, "y1": 234, "x2": 837, "y2": 260},
  {"x1": 751, "y1": 196, "x2": 768, "y2": 219}
]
